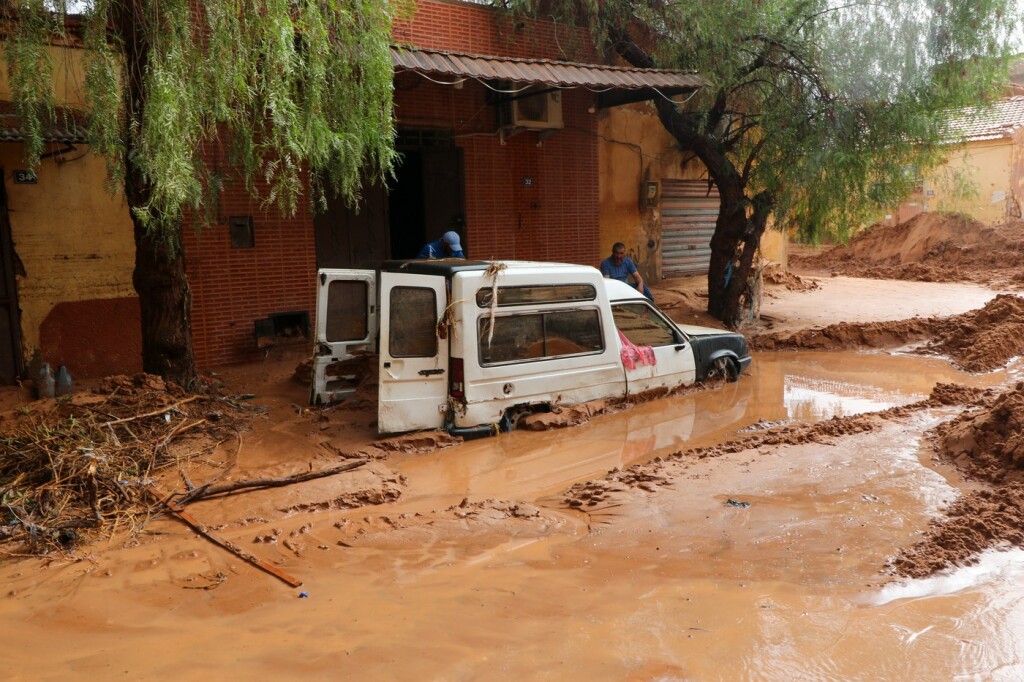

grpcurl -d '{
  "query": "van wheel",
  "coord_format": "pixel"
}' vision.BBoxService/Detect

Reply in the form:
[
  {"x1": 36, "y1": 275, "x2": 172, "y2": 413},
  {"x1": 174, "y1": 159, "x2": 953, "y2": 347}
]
[
  {"x1": 500, "y1": 405, "x2": 545, "y2": 432},
  {"x1": 707, "y1": 357, "x2": 739, "y2": 383}
]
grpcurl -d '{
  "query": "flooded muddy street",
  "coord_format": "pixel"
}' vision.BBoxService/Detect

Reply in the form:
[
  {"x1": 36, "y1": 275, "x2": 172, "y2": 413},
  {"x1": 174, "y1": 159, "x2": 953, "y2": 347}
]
[{"x1": 3, "y1": 349, "x2": 1024, "y2": 680}]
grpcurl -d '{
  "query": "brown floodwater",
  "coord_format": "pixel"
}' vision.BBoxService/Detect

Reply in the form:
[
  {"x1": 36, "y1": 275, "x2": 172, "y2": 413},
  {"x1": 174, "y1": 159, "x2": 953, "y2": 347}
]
[{"x1": 2, "y1": 350, "x2": 1023, "y2": 680}]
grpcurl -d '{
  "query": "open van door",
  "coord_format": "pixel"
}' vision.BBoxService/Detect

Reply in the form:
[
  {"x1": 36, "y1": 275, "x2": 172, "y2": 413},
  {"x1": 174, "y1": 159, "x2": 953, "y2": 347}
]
[
  {"x1": 311, "y1": 269, "x2": 377, "y2": 405},
  {"x1": 378, "y1": 271, "x2": 448, "y2": 433}
]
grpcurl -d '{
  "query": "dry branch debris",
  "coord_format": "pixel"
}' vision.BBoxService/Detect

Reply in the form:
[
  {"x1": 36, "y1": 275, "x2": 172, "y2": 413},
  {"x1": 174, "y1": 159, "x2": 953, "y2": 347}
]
[{"x1": 0, "y1": 374, "x2": 254, "y2": 555}]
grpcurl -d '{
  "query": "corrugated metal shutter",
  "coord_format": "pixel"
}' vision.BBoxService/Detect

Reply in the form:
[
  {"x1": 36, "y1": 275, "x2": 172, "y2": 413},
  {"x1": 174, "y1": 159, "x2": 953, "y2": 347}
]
[{"x1": 661, "y1": 180, "x2": 720, "y2": 277}]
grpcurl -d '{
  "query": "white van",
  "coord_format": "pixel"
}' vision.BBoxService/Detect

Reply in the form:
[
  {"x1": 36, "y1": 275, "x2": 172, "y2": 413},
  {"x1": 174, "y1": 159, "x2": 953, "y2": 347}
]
[{"x1": 311, "y1": 259, "x2": 751, "y2": 436}]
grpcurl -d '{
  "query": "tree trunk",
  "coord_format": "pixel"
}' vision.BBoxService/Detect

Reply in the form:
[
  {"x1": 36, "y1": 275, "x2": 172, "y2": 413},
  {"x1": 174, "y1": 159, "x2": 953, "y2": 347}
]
[
  {"x1": 115, "y1": 0, "x2": 198, "y2": 387},
  {"x1": 132, "y1": 220, "x2": 197, "y2": 385},
  {"x1": 609, "y1": 29, "x2": 773, "y2": 328}
]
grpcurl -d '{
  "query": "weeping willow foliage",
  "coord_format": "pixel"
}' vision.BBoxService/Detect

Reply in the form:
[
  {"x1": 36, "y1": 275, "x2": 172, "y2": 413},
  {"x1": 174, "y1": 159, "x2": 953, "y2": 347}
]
[
  {"x1": 2, "y1": 0, "x2": 398, "y2": 246},
  {"x1": 502, "y1": 0, "x2": 1019, "y2": 242}
]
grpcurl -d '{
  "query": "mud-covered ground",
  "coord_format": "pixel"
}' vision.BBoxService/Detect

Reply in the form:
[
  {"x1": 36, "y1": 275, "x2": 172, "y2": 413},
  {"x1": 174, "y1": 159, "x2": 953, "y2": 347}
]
[{"x1": 3, "y1": 211, "x2": 1024, "y2": 679}]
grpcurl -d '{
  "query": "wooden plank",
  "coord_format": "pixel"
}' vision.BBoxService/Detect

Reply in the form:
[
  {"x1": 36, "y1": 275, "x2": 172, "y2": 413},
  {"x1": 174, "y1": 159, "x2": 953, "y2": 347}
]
[{"x1": 147, "y1": 486, "x2": 303, "y2": 588}]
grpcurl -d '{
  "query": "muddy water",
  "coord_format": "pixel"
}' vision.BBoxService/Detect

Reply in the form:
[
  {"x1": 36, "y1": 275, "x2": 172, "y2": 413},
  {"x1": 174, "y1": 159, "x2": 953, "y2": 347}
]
[
  {"x1": 392, "y1": 351, "x2": 1013, "y2": 507},
  {"x1": 3, "y1": 351, "x2": 1024, "y2": 680}
]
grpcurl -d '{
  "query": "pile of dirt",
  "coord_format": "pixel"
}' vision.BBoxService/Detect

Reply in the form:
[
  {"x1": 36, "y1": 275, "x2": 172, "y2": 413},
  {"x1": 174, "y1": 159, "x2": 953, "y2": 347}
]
[
  {"x1": 925, "y1": 294, "x2": 1024, "y2": 372},
  {"x1": 891, "y1": 383, "x2": 1024, "y2": 578},
  {"x1": 751, "y1": 294, "x2": 1024, "y2": 373},
  {"x1": 935, "y1": 382, "x2": 1024, "y2": 484},
  {"x1": 762, "y1": 262, "x2": 819, "y2": 291},
  {"x1": 749, "y1": 318, "x2": 935, "y2": 353},
  {"x1": 792, "y1": 212, "x2": 1024, "y2": 287}
]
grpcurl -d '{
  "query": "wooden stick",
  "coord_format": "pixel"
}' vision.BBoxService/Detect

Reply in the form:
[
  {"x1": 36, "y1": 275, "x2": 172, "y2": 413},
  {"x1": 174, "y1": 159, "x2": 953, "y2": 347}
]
[
  {"x1": 103, "y1": 396, "x2": 202, "y2": 426},
  {"x1": 146, "y1": 485, "x2": 302, "y2": 588},
  {"x1": 175, "y1": 459, "x2": 367, "y2": 506}
]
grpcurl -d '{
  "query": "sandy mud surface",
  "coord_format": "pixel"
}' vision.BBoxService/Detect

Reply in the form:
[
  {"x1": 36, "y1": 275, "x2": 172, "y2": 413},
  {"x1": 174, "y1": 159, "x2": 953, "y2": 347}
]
[{"x1": 4, "y1": 212, "x2": 1024, "y2": 678}]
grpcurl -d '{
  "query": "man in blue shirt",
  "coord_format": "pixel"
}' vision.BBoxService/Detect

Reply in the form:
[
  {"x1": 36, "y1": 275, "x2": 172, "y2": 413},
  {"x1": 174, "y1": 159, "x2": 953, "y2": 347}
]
[
  {"x1": 600, "y1": 242, "x2": 653, "y2": 300},
  {"x1": 417, "y1": 231, "x2": 465, "y2": 259}
]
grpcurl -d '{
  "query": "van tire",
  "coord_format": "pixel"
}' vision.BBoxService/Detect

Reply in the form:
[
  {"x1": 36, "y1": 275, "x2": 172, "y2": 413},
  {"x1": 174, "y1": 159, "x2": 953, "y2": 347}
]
[
  {"x1": 501, "y1": 404, "x2": 548, "y2": 432},
  {"x1": 707, "y1": 356, "x2": 739, "y2": 383}
]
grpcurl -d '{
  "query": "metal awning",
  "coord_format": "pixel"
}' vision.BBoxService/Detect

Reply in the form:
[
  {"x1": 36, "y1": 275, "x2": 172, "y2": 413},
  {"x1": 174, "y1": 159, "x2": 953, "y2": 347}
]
[
  {"x1": 0, "y1": 102, "x2": 89, "y2": 144},
  {"x1": 391, "y1": 46, "x2": 702, "y2": 108}
]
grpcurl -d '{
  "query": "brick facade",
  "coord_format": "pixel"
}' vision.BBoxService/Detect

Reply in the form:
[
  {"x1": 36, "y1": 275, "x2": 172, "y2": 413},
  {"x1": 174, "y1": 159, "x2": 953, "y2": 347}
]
[{"x1": 185, "y1": 0, "x2": 601, "y2": 369}]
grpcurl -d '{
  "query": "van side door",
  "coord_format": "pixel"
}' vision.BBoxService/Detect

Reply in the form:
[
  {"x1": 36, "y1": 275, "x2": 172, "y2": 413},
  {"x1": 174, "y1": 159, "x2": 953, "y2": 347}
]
[
  {"x1": 311, "y1": 269, "x2": 377, "y2": 405},
  {"x1": 611, "y1": 301, "x2": 697, "y2": 394},
  {"x1": 378, "y1": 272, "x2": 449, "y2": 433}
]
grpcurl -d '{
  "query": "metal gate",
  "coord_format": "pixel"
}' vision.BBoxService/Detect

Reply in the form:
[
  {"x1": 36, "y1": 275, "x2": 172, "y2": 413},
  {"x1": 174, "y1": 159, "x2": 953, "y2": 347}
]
[{"x1": 661, "y1": 180, "x2": 720, "y2": 278}]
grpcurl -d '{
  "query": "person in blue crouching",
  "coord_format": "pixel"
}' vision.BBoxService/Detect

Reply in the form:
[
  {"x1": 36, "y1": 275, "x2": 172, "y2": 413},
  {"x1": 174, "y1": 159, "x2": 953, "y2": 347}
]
[
  {"x1": 418, "y1": 231, "x2": 465, "y2": 259},
  {"x1": 600, "y1": 242, "x2": 653, "y2": 301}
]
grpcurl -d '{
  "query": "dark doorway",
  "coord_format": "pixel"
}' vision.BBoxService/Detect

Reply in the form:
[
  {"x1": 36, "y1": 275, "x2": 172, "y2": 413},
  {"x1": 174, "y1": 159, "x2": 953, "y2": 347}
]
[
  {"x1": 313, "y1": 129, "x2": 465, "y2": 268},
  {"x1": 0, "y1": 173, "x2": 24, "y2": 383},
  {"x1": 388, "y1": 150, "x2": 426, "y2": 259},
  {"x1": 313, "y1": 181, "x2": 389, "y2": 270}
]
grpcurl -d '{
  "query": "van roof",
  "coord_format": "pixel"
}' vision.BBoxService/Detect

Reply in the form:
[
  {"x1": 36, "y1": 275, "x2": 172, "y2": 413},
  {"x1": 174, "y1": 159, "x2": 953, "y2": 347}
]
[
  {"x1": 603, "y1": 278, "x2": 647, "y2": 302},
  {"x1": 381, "y1": 259, "x2": 596, "y2": 277}
]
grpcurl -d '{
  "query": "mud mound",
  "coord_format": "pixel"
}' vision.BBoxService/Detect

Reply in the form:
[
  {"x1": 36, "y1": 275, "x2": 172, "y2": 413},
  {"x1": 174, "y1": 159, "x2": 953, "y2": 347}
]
[
  {"x1": 762, "y1": 262, "x2": 819, "y2": 291},
  {"x1": 890, "y1": 485, "x2": 1024, "y2": 579},
  {"x1": 752, "y1": 295, "x2": 1024, "y2": 373},
  {"x1": 793, "y1": 212, "x2": 1024, "y2": 286},
  {"x1": 749, "y1": 318, "x2": 934, "y2": 352},
  {"x1": 935, "y1": 382, "x2": 1024, "y2": 484},
  {"x1": 925, "y1": 294, "x2": 1024, "y2": 372},
  {"x1": 890, "y1": 383, "x2": 1024, "y2": 577}
]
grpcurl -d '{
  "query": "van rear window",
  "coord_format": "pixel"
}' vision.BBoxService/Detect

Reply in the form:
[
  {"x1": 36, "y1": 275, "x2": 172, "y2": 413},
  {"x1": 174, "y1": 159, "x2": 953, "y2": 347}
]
[
  {"x1": 390, "y1": 286, "x2": 437, "y2": 357},
  {"x1": 478, "y1": 309, "x2": 603, "y2": 365},
  {"x1": 476, "y1": 284, "x2": 596, "y2": 307},
  {"x1": 326, "y1": 280, "x2": 368, "y2": 342}
]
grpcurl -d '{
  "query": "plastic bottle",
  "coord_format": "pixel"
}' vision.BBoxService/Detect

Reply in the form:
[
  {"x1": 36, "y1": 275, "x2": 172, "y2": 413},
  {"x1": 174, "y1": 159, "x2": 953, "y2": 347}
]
[
  {"x1": 37, "y1": 363, "x2": 55, "y2": 399},
  {"x1": 56, "y1": 365, "x2": 73, "y2": 397}
]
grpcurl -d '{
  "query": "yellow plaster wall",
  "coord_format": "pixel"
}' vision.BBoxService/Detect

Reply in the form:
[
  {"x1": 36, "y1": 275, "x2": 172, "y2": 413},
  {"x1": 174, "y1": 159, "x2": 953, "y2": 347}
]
[
  {"x1": 1, "y1": 145, "x2": 135, "y2": 358},
  {"x1": 0, "y1": 43, "x2": 87, "y2": 107},
  {"x1": 597, "y1": 104, "x2": 787, "y2": 283},
  {"x1": 893, "y1": 137, "x2": 1024, "y2": 225}
]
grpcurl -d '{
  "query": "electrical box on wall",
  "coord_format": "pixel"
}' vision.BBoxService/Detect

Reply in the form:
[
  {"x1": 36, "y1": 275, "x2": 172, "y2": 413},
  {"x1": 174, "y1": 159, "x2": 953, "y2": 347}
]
[
  {"x1": 500, "y1": 85, "x2": 564, "y2": 130},
  {"x1": 642, "y1": 181, "x2": 660, "y2": 208}
]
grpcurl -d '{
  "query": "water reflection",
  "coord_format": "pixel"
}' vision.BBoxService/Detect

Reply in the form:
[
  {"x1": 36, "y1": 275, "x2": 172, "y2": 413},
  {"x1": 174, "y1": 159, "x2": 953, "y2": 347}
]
[
  {"x1": 397, "y1": 351, "x2": 1016, "y2": 506},
  {"x1": 774, "y1": 351, "x2": 1016, "y2": 423}
]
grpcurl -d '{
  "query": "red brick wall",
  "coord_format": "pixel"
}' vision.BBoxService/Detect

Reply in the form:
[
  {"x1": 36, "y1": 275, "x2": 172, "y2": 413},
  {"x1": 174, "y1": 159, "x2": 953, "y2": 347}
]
[
  {"x1": 395, "y1": 79, "x2": 599, "y2": 265},
  {"x1": 394, "y1": 0, "x2": 596, "y2": 61},
  {"x1": 182, "y1": 195, "x2": 317, "y2": 370},
  {"x1": 185, "y1": 1, "x2": 600, "y2": 369}
]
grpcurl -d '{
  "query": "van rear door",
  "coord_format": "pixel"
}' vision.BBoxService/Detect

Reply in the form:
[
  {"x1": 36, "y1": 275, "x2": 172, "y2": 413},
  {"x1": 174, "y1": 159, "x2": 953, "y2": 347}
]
[
  {"x1": 311, "y1": 269, "x2": 377, "y2": 405},
  {"x1": 378, "y1": 272, "x2": 448, "y2": 433}
]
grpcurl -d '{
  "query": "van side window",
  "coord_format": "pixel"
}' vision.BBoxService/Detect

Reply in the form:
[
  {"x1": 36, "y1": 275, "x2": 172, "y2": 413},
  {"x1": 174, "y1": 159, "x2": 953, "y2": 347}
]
[
  {"x1": 612, "y1": 303, "x2": 678, "y2": 347},
  {"x1": 478, "y1": 309, "x2": 603, "y2": 365},
  {"x1": 326, "y1": 280, "x2": 368, "y2": 342},
  {"x1": 390, "y1": 286, "x2": 437, "y2": 357},
  {"x1": 476, "y1": 284, "x2": 596, "y2": 307}
]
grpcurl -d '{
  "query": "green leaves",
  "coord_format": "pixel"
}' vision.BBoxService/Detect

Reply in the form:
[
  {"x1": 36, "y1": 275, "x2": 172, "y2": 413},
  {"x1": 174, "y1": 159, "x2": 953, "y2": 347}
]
[
  {"x1": 3, "y1": 0, "x2": 397, "y2": 244},
  {"x1": 505, "y1": 0, "x2": 1018, "y2": 242}
]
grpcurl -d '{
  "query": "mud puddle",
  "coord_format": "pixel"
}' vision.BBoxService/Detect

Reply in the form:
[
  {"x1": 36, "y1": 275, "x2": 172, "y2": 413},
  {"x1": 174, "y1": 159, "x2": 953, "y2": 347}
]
[
  {"x1": 390, "y1": 351, "x2": 1016, "y2": 509},
  {"x1": 3, "y1": 351, "x2": 1024, "y2": 679}
]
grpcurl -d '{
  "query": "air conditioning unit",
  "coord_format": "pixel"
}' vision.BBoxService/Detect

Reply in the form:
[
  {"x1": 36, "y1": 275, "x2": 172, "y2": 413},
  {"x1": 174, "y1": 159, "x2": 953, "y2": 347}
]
[{"x1": 501, "y1": 86, "x2": 563, "y2": 130}]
